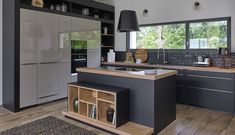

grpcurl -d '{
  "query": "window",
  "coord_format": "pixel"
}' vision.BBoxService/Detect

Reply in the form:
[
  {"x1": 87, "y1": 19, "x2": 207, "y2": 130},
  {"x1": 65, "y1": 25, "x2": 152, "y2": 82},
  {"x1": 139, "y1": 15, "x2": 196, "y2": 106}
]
[
  {"x1": 189, "y1": 21, "x2": 228, "y2": 49},
  {"x1": 129, "y1": 18, "x2": 230, "y2": 50}
]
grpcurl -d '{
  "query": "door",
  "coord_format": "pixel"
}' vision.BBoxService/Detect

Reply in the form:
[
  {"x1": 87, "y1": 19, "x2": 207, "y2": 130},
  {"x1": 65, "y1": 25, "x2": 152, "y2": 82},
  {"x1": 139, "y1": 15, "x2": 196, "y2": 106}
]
[
  {"x1": 20, "y1": 64, "x2": 37, "y2": 108},
  {"x1": 59, "y1": 15, "x2": 71, "y2": 62},
  {"x1": 71, "y1": 17, "x2": 101, "y2": 68},
  {"x1": 37, "y1": 12, "x2": 59, "y2": 63},
  {"x1": 58, "y1": 62, "x2": 71, "y2": 98},
  {"x1": 20, "y1": 9, "x2": 37, "y2": 64},
  {"x1": 20, "y1": 9, "x2": 38, "y2": 108},
  {"x1": 38, "y1": 63, "x2": 59, "y2": 98}
]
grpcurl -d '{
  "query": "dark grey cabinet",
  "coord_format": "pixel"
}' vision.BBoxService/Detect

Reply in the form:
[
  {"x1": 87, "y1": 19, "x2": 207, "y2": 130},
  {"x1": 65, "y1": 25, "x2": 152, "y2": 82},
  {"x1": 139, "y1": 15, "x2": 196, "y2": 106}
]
[{"x1": 176, "y1": 70, "x2": 235, "y2": 113}]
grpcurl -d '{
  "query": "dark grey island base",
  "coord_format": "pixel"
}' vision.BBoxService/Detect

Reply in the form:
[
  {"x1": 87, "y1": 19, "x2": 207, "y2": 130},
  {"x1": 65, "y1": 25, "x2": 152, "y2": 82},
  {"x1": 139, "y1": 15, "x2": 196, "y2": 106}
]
[{"x1": 77, "y1": 68, "x2": 176, "y2": 134}]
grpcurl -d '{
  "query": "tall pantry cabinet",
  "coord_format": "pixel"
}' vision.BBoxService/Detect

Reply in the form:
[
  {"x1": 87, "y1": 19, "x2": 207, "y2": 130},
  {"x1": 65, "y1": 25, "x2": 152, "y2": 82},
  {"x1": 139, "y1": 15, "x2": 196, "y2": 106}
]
[{"x1": 20, "y1": 9, "x2": 72, "y2": 107}]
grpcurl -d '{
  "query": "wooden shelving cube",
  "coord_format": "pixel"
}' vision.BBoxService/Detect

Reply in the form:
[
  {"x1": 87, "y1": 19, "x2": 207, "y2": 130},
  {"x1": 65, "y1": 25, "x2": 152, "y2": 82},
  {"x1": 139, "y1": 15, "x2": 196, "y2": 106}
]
[
  {"x1": 68, "y1": 85, "x2": 79, "y2": 114},
  {"x1": 79, "y1": 87, "x2": 97, "y2": 105},
  {"x1": 79, "y1": 101, "x2": 88, "y2": 117},
  {"x1": 98, "y1": 91, "x2": 115, "y2": 103},
  {"x1": 88, "y1": 104, "x2": 97, "y2": 120},
  {"x1": 98, "y1": 100, "x2": 116, "y2": 127},
  {"x1": 67, "y1": 82, "x2": 129, "y2": 128}
]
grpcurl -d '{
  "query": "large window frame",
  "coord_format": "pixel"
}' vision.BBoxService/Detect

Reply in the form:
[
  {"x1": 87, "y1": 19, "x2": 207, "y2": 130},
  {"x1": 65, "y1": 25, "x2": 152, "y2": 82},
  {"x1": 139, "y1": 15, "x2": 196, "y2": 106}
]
[{"x1": 127, "y1": 17, "x2": 231, "y2": 51}]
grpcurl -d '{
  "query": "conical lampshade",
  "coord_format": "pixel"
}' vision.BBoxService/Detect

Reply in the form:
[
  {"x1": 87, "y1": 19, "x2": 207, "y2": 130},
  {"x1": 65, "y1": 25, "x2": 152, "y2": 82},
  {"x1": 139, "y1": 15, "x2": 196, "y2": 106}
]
[{"x1": 117, "y1": 10, "x2": 140, "y2": 32}]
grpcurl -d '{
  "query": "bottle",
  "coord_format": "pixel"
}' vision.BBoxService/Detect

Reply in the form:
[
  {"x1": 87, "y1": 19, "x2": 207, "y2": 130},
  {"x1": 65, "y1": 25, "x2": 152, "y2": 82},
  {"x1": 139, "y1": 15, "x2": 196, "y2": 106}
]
[{"x1": 107, "y1": 49, "x2": 115, "y2": 62}]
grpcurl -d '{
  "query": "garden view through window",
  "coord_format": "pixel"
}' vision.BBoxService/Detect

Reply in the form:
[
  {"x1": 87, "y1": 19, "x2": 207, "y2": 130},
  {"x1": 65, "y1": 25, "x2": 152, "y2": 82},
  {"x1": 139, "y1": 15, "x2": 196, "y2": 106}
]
[{"x1": 130, "y1": 18, "x2": 229, "y2": 50}]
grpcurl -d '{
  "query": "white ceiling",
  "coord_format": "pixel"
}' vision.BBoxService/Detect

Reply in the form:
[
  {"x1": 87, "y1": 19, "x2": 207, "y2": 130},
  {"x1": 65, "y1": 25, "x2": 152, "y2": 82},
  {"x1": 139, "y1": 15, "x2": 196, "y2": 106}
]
[{"x1": 93, "y1": 0, "x2": 114, "y2": 6}]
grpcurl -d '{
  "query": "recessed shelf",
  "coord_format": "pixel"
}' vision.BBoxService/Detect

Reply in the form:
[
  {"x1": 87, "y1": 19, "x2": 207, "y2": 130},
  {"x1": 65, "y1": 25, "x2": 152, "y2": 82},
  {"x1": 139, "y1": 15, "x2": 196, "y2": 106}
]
[
  {"x1": 101, "y1": 46, "x2": 114, "y2": 48},
  {"x1": 98, "y1": 91, "x2": 115, "y2": 103},
  {"x1": 68, "y1": 86, "x2": 79, "y2": 114},
  {"x1": 79, "y1": 87, "x2": 97, "y2": 104},
  {"x1": 101, "y1": 34, "x2": 114, "y2": 36}
]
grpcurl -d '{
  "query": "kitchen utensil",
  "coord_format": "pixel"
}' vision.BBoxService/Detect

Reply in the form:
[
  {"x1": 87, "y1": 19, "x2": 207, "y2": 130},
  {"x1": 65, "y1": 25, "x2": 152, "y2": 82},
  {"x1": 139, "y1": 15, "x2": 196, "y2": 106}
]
[
  {"x1": 134, "y1": 49, "x2": 148, "y2": 63},
  {"x1": 126, "y1": 50, "x2": 134, "y2": 63},
  {"x1": 218, "y1": 48, "x2": 228, "y2": 55}
]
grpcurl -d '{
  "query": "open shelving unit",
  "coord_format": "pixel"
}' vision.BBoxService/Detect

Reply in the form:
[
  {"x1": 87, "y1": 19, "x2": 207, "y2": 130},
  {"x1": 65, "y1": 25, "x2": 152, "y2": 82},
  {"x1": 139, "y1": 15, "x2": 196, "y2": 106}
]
[
  {"x1": 19, "y1": 0, "x2": 115, "y2": 24},
  {"x1": 67, "y1": 82, "x2": 129, "y2": 128},
  {"x1": 64, "y1": 82, "x2": 154, "y2": 135}
]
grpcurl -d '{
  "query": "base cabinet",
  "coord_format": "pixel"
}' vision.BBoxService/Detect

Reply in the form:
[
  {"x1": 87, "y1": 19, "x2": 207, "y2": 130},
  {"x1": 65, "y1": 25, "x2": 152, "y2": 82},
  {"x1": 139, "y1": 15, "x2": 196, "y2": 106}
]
[
  {"x1": 20, "y1": 64, "x2": 37, "y2": 108},
  {"x1": 176, "y1": 70, "x2": 235, "y2": 113},
  {"x1": 38, "y1": 63, "x2": 59, "y2": 102}
]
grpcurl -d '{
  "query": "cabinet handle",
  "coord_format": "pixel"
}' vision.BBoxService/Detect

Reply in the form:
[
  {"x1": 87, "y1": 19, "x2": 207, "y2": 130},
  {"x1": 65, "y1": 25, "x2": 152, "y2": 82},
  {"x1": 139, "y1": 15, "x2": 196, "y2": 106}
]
[
  {"x1": 21, "y1": 63, "x2": 37, "y2": 65},
  {"x1": 38, "y1": 94, "x2": 58, "y2": 99},
  {"x1": 187, "y1": 86, "x2": 234, "y2": 94},
  {"x1": 39, "y1": 62, "x2": 58, "y2": 64},
  {"x1": 188, "y1": 74, "x2": 232, "y2": 80}
]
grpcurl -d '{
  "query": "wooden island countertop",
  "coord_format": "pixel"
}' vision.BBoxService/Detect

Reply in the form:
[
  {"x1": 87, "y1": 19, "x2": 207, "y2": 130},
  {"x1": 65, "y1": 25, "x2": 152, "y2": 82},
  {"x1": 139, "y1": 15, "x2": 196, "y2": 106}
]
[{"x1": 77, "y1": 67, "x2": 177, "y2": 80}]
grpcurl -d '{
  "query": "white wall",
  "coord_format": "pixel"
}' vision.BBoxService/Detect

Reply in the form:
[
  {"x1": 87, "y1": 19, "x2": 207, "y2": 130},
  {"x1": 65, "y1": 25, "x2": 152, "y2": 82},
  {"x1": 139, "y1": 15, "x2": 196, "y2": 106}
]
[
  {"x1": 115, "y1": 0, "x2": 235, "y2": 51},
  {"x1": 0, "y1": 0, "x2": 2, "y2": 105}
]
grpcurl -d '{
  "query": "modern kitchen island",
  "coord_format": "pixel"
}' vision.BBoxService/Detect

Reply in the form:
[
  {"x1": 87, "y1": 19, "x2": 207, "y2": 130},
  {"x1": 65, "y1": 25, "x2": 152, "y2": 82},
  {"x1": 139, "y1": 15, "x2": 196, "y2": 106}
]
[{"x1": 64, "y1": 67, "x2": 177, "y2": 135}]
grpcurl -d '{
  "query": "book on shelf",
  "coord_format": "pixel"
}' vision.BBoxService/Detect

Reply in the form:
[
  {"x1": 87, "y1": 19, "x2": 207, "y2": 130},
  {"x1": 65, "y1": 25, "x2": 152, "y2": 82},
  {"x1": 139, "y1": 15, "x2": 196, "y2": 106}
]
[
  {"x1": 112, "y1": 111, "x2": 116, "y2": 125},
  {"x1": 89, "y1": 105, "x2": 96, "y2": 119}
]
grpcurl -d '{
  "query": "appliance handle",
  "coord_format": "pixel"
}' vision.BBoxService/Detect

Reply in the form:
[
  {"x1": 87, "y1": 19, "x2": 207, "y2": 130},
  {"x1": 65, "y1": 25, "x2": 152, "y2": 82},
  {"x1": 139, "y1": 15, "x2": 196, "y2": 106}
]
[{"x1": 73, "y1": 59, "x2": 87, "y2": 62}]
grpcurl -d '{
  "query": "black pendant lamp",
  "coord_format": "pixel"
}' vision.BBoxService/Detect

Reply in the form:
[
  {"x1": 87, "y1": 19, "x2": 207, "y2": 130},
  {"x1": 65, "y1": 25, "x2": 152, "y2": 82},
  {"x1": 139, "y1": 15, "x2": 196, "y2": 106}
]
[{"x1": 117, "y1": 10, "x2": 140, "y2": 32}]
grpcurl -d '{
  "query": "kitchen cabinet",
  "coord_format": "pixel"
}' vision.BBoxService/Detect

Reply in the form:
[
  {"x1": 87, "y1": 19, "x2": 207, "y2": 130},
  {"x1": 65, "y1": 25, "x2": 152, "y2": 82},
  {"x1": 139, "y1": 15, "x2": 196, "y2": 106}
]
[
  {"x1": 20, "y1": 64, "x2": 37, "y2": 108},
  {"x1": 59, "y1": 15, "x2": 71, "y2": 62},
  {"x1": 37, "y1": 12, "x2": 59, "y2": 63},
  {"x1": 87, "y1": 50, "x2": 101, "y2": 67},
  {"x1": 20, "y1": 9, "x2": 37, "y2": 64},
  {"x1": 58, "y1": 62, "x2": 71, "y2": 98},
  {"x1": 176, "y1": 70, "x2": 235, "y2": 113},
  {"x1": 38, "y1": 63, "x2": 59, "y2": 102}
]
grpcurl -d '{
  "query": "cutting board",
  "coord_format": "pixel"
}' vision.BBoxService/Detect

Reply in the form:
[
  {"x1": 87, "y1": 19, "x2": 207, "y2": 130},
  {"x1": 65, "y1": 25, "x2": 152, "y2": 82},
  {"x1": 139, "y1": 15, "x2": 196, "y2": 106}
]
[{"x1": 134, "y1": 49, "x2": 148, "y2": 63}]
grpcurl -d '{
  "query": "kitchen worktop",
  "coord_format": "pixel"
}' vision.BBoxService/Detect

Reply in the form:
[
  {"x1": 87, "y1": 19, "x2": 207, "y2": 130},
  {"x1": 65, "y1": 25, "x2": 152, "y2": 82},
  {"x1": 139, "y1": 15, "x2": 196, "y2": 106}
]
[
  {"x1": 102, "y1": 62, "x2": 235, "y2": 73},
  {"x1": 77, "y1": 67, "x2": 177, "y2": 80}
]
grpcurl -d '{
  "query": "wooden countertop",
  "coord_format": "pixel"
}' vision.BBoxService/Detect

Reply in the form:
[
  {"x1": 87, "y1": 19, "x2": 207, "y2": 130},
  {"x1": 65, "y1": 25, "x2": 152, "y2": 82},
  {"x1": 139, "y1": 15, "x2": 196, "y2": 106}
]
[
  {"x1": 77, "y1": 67, "x2": 177, "y2": 80},
  {"x1": 102, "y1": 62, "x2": 235, "y2": 73}
]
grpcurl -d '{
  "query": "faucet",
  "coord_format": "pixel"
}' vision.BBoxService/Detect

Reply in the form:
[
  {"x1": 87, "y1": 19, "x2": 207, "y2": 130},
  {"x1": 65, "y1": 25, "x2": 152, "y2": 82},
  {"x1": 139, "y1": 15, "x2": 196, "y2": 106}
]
[{"x1": 157, "y1": 48, "x2": 167, "y2": 64}]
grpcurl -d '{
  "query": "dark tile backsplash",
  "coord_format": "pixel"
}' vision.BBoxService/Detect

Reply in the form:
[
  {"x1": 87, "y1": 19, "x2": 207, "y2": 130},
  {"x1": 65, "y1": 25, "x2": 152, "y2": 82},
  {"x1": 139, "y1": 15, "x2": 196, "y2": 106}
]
[{"x1": 115, "y1": 50, "x2": 235, "y2": 67}]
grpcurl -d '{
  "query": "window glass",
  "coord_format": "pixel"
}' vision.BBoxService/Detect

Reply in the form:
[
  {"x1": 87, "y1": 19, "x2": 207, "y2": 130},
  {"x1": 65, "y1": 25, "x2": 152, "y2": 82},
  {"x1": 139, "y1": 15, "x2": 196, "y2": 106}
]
[
  {"x1": 189, "y1": 21, "x2": 228, "y2": 49},
  {"x1": 130, "y1": 24, "x2": 186, "y2": 49}
]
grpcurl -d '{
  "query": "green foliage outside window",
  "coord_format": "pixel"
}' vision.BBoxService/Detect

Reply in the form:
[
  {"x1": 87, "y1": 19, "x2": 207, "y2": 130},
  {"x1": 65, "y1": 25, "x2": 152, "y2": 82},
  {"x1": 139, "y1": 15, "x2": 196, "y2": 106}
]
[{"x1": 133, "y1": 19, "x2": 228, "y2": 49}]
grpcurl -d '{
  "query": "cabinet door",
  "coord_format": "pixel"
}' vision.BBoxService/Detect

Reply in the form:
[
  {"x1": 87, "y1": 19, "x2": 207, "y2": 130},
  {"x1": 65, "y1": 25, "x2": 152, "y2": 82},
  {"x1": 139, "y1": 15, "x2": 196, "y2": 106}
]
[
  {"x1": 87, "y1": 50, "x2": 101, "y2": 67},
  {"x1": 20, "y1": 9, "x2": 37, "y2": 64},
  {"x1": 38, "y1": 63, "x2": 59, "y2": 98},
  {"x1": 58, "y1": 62, "x2": 71, "y2": 98},
  {"x1": 59, "y1": 15, "x2": 71, "y2": 62},
  {"x1": 20, "y1": 64, "x2": 37, "y2": 108},
  {"x1": 37, "y1": 12, "x2": 59, "y2": 62},
  {"x1": 71, "y1": 17, "x2": 101, "y2": 50}
]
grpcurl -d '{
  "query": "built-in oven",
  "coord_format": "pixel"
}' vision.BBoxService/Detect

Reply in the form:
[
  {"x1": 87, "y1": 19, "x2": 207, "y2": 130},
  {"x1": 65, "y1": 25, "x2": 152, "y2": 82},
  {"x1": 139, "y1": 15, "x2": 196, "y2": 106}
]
[{"x1": 71, "y1": 40, "x2": 87, "y2": 74}]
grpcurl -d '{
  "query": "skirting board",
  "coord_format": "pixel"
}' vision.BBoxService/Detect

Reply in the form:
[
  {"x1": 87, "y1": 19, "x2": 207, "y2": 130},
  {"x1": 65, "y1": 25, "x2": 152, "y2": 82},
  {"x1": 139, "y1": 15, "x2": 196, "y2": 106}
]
[{"x1": 62, "y1": 111, "x2": 153, "y2": 135}]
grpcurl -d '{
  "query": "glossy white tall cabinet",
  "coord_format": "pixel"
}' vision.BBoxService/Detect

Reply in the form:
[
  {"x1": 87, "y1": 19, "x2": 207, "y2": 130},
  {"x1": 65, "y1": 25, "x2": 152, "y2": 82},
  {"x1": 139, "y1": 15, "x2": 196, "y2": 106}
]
[
  {"x1": 71, "y1": 17, "x2": 101, "y2": 68},
  {"x1": 58, "y1": 15, "x2": 71, "y2": 98},
  {"x1": 20, "y1": 9, "x2": 38, "y2": 108},
  {"x1": 37, "y1": 12, "x2": 60, "y2": 103}
]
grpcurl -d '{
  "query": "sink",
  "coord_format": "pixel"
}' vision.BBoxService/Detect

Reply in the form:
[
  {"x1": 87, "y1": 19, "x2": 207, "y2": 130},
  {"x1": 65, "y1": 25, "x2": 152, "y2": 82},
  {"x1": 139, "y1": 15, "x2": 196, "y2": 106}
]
[{"x1": 116, "y1": 67, "x2": 143, "y2": 72}]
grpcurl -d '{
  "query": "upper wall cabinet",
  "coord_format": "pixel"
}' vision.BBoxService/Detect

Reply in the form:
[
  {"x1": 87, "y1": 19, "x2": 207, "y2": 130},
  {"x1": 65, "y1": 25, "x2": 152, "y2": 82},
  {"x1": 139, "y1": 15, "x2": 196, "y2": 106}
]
[
  {"x1": 71, "y1": 17, "x2": 101, "y2": 50},
  {"x1": 37, "y1": 12, "x2": 59, "y2": 63},
  {"x1": 20, "y1": 9, "x2": 38, "y2": 64}
]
